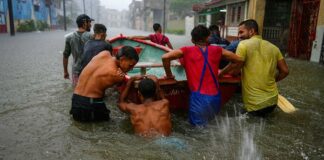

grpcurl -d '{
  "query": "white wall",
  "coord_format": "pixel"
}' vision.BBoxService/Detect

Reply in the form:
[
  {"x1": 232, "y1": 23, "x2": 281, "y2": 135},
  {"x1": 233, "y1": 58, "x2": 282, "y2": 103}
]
[
  {"x1": 310, "y1": 25, "x2": 324, "y2": 62},
  {"x1": 185, "y1": 16, "x2": 194, "y2": 37}
]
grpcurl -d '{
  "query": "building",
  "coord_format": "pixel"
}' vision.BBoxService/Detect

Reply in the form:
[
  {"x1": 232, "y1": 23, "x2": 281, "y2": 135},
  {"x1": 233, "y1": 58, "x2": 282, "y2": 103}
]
[
  {"x1": 0, "y1": 0, "x2": 7, "y2": 32},
  {"x1": 129, "y1": 0, "x2": 144, "y2": 30},
  {"x1": 193, "y1": 0, "x2": 247, "y2": 42},
  {"x1": 99, "y1": 8, "x2": 129, "y2": 29},
  {"x1": 129, "y1": 0, "x2": 169, "y2": 31},
  {"x1": 0, "y1": 0, "x2": 64, "y2": 33},
  {"x1": 193, "y1": 0, "x2": 324, "y2": 63}
]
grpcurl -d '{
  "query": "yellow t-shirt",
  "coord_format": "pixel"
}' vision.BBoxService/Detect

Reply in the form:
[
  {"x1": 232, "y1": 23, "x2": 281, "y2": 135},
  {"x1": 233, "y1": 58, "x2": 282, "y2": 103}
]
[{"x1": 236, "y1": 35, "x2": 283, "y2": 111}]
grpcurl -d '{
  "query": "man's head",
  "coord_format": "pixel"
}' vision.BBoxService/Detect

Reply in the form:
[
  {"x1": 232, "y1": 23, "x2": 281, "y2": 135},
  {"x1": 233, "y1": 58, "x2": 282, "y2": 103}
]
[
  {"x1": 153, "y1": 23, "x2": 162, "y2": 32},
  {"x1": 76, "y1": 14, "x2": 94, "y2": 32},
  {"x1": 116, "y1": 46, "x2": 139, "y2": 72},
  {"x1": 93, "y1": 23, "x2": 107, "y2": 40},
  {"x1": 238, "y1": 19, "x2": 259, "y2": 40},
  {"x1": 191, "y1": 25, "x2": 210, "y2": 44},
  {"x1": 138, "y1": 77, "x2": 156, "y2": 99},
  {"x1": 209, "y1": 24, "x2": 220, "y2": 35}
]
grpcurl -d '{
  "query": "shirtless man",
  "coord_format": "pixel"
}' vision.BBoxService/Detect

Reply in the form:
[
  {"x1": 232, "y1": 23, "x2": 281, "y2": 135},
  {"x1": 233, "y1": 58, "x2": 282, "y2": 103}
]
[
  {"x1": 118, "y1": 75, "x2": 172, "y2": 137},
  {"x1": 70, "y1": 46, "x2": 139, "y2": 122}
]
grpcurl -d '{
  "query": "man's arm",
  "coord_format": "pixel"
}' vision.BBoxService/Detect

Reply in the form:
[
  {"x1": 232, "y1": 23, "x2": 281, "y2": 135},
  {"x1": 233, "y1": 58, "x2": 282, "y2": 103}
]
[
  {"x1": 219, "y1": 49, "x2": 244, "y2": 77},
  {"x1": 118, "y1": 75, "x2": 142, "y2": 112},
  {"x1": 63, "y1": 41, "x2": 71, "y2": 79},
  {"x1": 128, "y1": 36, "x2": 150, "y2": 40},
  {"x1": 276, "y1": 59, "x2": 289, "y2": 82},
  {"x1": 63, "y1": 57, "x2": 69, "y2": 79},
  {"x1": 225, "y1": 40, "x2": 240, "y2": 52},
  {"x1": 166, "y1": 42, "x2": 173, "y2": 49},
  {"x1": 162, "y1": 49, "x2": 183, "y2": 78}
]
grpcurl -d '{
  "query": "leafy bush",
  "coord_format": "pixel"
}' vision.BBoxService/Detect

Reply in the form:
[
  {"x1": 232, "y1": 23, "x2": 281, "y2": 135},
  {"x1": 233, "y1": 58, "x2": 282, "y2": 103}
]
[
  {"x1": 36, "y1": 21, "x2": 49, "y2": 31},
  {"x1": 166, "y1": 29, "x2": 185, "y2": 35},
  {"x1": 17, "y1": 20, "x2": 49, "y2": 32},
  {"x1": 17, "y1": 20, "x2": 37, "y2": 32},
  {"x1": 57, "y1": 15, "x2": 73, "y2": 27}
]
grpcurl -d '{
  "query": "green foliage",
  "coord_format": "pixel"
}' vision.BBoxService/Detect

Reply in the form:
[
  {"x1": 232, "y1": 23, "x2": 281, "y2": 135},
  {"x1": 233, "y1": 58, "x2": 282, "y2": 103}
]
[
  {"x1": 36, "y1": 21, "x2": 49, "y2": 31},
  {"x1": 17, "y1": 20, "x2": 50, "y2": 32},
  {"x1": 17, "y1": 20, "x2": 37, "y2": 32},
  {"x1": 166, "y1": 29, "x2": 185, "y2": 35},
  {"x1": 57, "y1": 15, "x2": 73, "y2": 27}
]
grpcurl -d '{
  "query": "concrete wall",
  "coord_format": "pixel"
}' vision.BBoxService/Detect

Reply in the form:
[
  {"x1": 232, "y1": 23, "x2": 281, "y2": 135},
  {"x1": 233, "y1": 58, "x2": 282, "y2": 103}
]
[
  {"x1": 247, "y1": 0, "x2": 266, "y2": 35},
  {"x1": 318, "y1": 0, "x2": 324, "y2": 25},
  {"x1": 185, "y1": 16, "x2": 194, "y2": 37}
]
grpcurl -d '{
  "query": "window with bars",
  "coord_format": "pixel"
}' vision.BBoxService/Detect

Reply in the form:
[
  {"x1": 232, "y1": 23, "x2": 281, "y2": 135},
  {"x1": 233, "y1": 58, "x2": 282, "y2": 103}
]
[
  {"x1": 237, "y1": 6, "x2": 241, "y2": 22},
  {"x1": 231, "y1": 7, "x2": 236, "y2": 23}
]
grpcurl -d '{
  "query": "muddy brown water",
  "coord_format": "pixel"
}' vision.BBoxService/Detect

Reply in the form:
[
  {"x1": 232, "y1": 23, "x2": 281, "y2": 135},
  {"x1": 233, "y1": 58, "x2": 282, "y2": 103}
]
[{"x1": 0, "y1": 30, "x2": 323, "y2": 159}]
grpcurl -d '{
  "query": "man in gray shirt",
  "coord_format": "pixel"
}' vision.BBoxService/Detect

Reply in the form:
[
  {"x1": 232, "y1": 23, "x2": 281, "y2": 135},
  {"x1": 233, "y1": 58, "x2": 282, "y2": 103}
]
[{"x1": 63, "y1": 14, "x2": 94, "y2": 87}]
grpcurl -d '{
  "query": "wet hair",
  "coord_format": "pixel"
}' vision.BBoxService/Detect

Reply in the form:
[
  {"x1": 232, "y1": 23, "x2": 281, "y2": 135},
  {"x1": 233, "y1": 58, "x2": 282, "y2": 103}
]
[
  {"x1": 208, "y1": 24, "x2": 219, "y2": 32},
  {"x1": 138, "y1": 78, "x2": 156, "y2": 98},
  {"x1": 191, "y1": 25, "x2": 210, "y2": 43},
  {"x1": 93, "y1": 23, "x2": 107, "y2": 34},
  {"x1": 76, "y1": 14, "x2": 93, "y2": 28},
  {"x1": 153, "y1": 23, "x2": 161, "y2": 32},
  {"x1": 239, "y1": 19, "x2": 259, "y2": 34},
  {"x1": 116, "y1": 46, "x2": 139, "y2": 62}
]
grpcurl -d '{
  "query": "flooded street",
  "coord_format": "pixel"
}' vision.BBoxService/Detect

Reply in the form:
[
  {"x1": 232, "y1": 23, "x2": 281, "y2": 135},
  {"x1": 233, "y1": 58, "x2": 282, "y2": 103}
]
[{"x1": 0, "y1": 29, "x2": 323, "y2": 160}]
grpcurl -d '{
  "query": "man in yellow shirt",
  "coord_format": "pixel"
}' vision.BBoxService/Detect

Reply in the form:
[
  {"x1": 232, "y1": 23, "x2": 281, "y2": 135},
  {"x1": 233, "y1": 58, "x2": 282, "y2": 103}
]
[{"x1": 220, "y1": 19, "x2": 289, "y2": 117}]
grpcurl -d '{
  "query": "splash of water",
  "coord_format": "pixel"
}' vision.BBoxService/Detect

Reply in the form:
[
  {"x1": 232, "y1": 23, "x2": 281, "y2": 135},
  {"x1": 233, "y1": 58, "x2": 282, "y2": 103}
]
[
  {"x1": 212, "y1": 108, "x2": 263, "y2": 160},
  {"x1": 239, "y1": 126, "x2": 262, "y2": 160}
]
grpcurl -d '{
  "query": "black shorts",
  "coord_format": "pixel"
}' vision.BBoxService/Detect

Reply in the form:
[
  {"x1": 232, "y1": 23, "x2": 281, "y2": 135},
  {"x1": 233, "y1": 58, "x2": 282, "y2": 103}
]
[
  {"x1": 247, "y1": 105, "x2": 277, "y2": 117},
  {"x1": 70, "y1": 94, "x2": 110, "y2": 122}
]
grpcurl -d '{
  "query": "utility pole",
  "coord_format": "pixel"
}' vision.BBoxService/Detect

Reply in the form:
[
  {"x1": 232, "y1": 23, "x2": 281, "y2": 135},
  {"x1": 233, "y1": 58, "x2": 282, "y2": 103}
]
[
  {"x1": 83, "y1": 0, "x2": 85, "y2": 14},
  {"x1": 63, "y1": 0, "x2": 67, "y2": 31},
  {"x1": 7, "y1": 0, "x2": 15, "y2": 36},
  {"x1": 163, "y1": 0, "x2": 166, "y2": 34},
  {"x1": 90, "y1": 0, "x2": 92, "y2": 18}
]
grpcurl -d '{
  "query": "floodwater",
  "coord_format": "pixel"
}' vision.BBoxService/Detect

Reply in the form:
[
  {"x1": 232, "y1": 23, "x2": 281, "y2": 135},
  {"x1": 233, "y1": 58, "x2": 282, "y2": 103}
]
[{"x1": 0, "y1": 30, "x2": 323, "y2": 160}]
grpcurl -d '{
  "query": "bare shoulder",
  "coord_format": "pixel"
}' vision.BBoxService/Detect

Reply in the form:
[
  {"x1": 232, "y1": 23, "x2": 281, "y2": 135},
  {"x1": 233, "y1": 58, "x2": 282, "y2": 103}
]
[
  {"x1": 121, "y1": 102, "x2": 143, "y2": 113},
  {"x1": 152, "y1": 99, "x2": 170, "y2": 110},
  {"x1": 160, "y1": 99, "x2": 169, "y2": 105},
  {"x1": 96, "y1": 50, "x2": 112, "y2": 58}
]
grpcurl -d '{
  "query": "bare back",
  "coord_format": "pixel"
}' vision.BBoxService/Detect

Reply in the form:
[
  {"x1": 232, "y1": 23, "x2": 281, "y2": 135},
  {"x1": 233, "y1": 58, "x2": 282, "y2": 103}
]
[
  {"x1": 74, "y1": 51, "x2": 125, "y2": 98},
  {"x1": 125, "y1": 99, "x2": 171, "y2": 137}
]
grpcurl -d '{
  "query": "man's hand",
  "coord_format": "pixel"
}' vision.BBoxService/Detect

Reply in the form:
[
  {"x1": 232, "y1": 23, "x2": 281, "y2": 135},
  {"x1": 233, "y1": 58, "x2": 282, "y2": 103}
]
[
  {"x1": 64, "y1": 72, "x2": 70, "y2": 79},
  {"x1": 146, "y1": 75, "x2": 159, "y2": 83},
  {"x1": 218, "y1": 70, "x2": 224, "y2": 79},
  {"x1": 127, "y1": 75, "x2": 143, "y2": 87},
  {"x1": 130, "y1": 75, "x2": 143, "y2": 81},
  {"x1": 163, "y1": 74, "x2": 175, "y2": 79}
]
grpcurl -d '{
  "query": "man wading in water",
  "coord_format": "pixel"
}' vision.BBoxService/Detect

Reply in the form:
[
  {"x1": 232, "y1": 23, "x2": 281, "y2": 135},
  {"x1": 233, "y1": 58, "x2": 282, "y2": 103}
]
[
  {"x1": 70, "y1": 46, "x2": 139, "y2": 122},
  {"x1": 118, "y1": 75, "x2": 172, "y2": 137},
  {"x1": 63, "y1": 14, "x2": 94, "y2": 87}
]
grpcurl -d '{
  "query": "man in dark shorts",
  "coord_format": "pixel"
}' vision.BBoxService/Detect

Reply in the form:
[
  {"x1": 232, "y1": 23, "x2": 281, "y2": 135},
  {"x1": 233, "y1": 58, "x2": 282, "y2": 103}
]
[
  {"x1": 220, "y1": 19, "x2": 289, "y2": 117},
  {"x1": 70, "y1": 46, "x2": 139, "y2": 122},
  {"x1": 79, "y1": 23, "x2": 112, "y2": 73}
]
